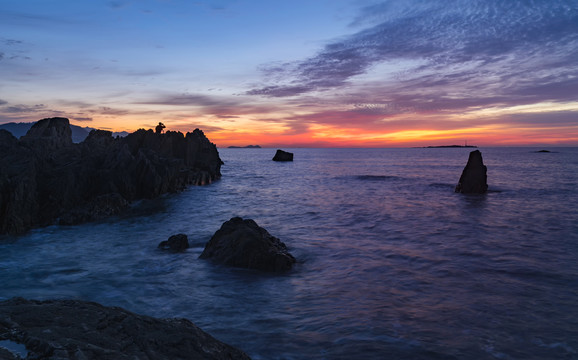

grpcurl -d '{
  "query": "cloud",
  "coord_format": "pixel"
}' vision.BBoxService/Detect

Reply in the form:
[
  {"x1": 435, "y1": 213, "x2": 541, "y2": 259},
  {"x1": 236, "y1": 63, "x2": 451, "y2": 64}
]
[
  {"x1": 136, "y1": 93, "x2": 235, "y2": 107},
  {"x1": 168, "y1": 123, "x2": 225, "y2": 133},
  {"x1": 0, "y1": 99, "x2": 7, "y2": 106},
  {"x1": 71, "y1": 116, "x2": 93, "y2": 122},
  {"x1": 247, "y1": 0, "x2": 578, "y2": 104},
  {"x1": 502, "y1": 110, "x2": 578, "y2": 127},
  {"x1": 3, "y1": 104, "x2": 47, "y2": 113}
]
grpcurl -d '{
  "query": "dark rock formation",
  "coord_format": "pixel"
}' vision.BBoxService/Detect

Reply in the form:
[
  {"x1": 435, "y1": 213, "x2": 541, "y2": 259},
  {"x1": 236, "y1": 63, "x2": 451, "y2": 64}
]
[
  {"x1": 0, "y1": 297, "x2": 251, "y2": 360},
  {"x1": 0, "y1": 117, "x2": 222, "y2": 235},
  {"x1": 455, "y1": 150, "x2": 488, "y2": 194},
  {"x1": 272, "y1": 149, "x2": 293, "y2": 161},
  {"x1": 200, "y1": 217, "x2": 296, "y2": 272},
  {"x1": 158, "y1": 233, "x2": 190, "y2": 252},
  {"x1": 20, "y1": 117, "x2": 73, "y2": 150}
]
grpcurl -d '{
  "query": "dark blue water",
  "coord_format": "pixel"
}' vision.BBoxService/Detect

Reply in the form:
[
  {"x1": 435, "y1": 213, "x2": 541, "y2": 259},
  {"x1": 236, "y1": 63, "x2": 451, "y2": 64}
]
[{"x1": 1, "y1": 147, "x2": 577, "y2": 359}]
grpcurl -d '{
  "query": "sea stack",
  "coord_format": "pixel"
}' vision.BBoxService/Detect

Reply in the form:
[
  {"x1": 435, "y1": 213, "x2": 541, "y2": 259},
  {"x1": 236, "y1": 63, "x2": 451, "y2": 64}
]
[
  {"x1": 272, "y1": 149, "x2": 293, "y2": 161},
  {"x1": 200, "y1": 217, "x2": 296, "y2": 272},
  {"x1": 455, "y1": 150, "x2": 488, "y2": 194}
]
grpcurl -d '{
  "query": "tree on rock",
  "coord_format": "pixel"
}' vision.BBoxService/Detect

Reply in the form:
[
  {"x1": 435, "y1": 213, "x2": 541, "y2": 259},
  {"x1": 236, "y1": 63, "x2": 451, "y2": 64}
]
[{"x1": 155, "y1": 122, "x2": 166, "y2": 134}]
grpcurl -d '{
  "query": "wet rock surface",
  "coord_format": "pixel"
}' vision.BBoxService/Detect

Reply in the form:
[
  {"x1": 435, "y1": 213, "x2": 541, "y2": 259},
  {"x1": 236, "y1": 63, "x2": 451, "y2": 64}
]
[
  {"x1": 455, "y1": 150, "x2": 488, "y2": 194},
  {"x1": 0, "y1": 297, "x2": 251, "y2": 360},
  {"x1": 272, "y1": 149, "x2": 293, "y2": 161},
  {"x1": 0, "y1": 117, "x2": 222, "y2": 235},
  {"x1": 158, "y1": 233, "x2": 190, "y2": 252},
  {"x1": 200, "y1": 217, "x2": 296, "y2": 272}
]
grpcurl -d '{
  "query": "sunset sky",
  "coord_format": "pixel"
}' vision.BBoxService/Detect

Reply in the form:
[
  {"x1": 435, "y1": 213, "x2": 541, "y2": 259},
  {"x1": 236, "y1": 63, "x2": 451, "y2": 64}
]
[{"x1": 1, "y1": 0, "x2": 577, "y2": 147}]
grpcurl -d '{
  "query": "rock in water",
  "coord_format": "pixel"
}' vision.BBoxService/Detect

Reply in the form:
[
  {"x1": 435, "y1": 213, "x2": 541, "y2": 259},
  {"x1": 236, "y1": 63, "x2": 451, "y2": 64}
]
[
  {"x1": 0, "y1": 117, "x2": 223, "y2": 235},
  {"x1": 272, "y1": 149, "x2": 293, "y2": 161},
  {"x1": 455, "y1": 150, "x2": 488, "y2": 194},
  {"x1": 200, "y1": 217, "x2": 296, "y2": 272},
  {"x1": 158, "y1": 233, "x2": 190, "y2": 252},
  {"x1": 0, "y1": 298, "x2": 251, "y2": 360}
]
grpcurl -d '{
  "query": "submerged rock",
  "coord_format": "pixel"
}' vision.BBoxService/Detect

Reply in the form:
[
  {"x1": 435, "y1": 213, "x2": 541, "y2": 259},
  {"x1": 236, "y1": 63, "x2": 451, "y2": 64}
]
[
  {"x1": 0, "y1": 297, "x2": 251, "y2": 360},
  {"x1": 272, "y1": 149, "x2": 293, "y2": 161},
  {"x1": 200, "y1": 217, "x2": 296, "y2": 272},
  {"x1": 158, "y1": 233, "x2": 190, "y2": 252},
  {"x1": 455, "y1": 150, "x2": 488, "y2": 194},
  {"x1": 0, "y1": 117, "x2": 222, "y2": 235}
]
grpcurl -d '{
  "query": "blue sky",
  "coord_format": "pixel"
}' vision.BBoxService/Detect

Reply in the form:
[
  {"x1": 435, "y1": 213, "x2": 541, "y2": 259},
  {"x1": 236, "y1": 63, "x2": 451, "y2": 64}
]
[{"x1": 1, "y1": 0, "x2": 577, "y2": 147}]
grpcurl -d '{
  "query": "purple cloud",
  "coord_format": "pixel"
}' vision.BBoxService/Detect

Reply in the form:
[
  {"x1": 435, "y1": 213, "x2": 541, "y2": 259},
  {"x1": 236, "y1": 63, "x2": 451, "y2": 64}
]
[{"x1": 247, "y1": 0, "x2": 578, "y2": 109}]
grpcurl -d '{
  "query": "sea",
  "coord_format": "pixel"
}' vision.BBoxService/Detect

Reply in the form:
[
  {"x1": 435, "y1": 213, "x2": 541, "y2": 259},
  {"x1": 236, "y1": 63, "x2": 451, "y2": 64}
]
[{"x1": 1, "y1": 147, "x2": 577, "y2": 360}]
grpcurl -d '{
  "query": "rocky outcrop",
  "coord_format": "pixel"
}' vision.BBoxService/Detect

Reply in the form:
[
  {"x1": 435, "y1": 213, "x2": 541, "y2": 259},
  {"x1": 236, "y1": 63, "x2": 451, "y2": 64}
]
[
  {"x1": 0, "y1": 297, "x2": 251, "y2": 360},
  {"x1": 158, "y1": 234, "x2": 190, "y2": 252},
  {"x1": 20, "y1": 116, "x2": 73, "y2": 150},
  {"x1": 272, "y1": 149, "x2": 293, "y2": 161},
  {"x1": 0, "y1": 117, "x2": 222, "y2": 234},
  {"x1": 200, "y1": 217, "x2": 296, "y2": 272},
  {"x1": 455, "y1": 150, "x2": 488, "y2": 194}
]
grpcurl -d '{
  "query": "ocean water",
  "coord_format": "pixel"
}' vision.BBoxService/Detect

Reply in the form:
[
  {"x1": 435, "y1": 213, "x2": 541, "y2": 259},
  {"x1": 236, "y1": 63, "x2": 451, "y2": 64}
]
[{"x1": 1, "y1": 147, "x2": 577, "y2": 359}]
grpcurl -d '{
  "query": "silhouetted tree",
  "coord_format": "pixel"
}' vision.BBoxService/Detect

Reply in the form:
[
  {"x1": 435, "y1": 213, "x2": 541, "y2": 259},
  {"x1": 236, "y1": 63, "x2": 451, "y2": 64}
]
[{"x1": 155, "y1": 122, "x2": 166, "y2": 134}]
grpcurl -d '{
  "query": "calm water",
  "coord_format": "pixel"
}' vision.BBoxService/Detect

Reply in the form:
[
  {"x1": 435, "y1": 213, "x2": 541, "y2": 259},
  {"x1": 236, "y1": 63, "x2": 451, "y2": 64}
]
[{"x1": 1, "y1": 147, "x2": 577, "y2": 359}]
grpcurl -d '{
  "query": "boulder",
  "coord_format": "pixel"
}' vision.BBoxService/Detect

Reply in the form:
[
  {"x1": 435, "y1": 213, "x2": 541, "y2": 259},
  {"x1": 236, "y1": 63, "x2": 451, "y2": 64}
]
[
  {"x1": 0, "y1": 118, "x2": 223, "y2": 235},
  {"x1": 20, "y1": 117, "x2": 73, "y2": 150},
  {"x1": 455, "y1": 150, "x2": 488, "y2": 194},
  {"x1": 158, "y1": 233, "x2": 190, "y2": 252},
  {"x1": 272, "y1": 149, "x2": 293, "y2": 161},
  {"x1": 200, "y1": 217, "x2": 296, "y2": 272},
  {"x1": 0, "y1": 297, "x2": 251, "y2": 360}
]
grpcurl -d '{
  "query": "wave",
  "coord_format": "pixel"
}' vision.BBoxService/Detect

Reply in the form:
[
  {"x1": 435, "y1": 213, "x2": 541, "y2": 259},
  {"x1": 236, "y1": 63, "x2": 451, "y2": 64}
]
[{"x1": 354, "y1": 175, "x2": 400, "y2": 181}]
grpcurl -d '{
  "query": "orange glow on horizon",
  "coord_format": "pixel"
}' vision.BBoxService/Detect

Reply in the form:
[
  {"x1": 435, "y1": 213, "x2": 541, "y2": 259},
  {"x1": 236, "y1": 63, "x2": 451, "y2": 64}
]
[{"x1": 69, "y1": 110, "x2": 578, "y2": 148}]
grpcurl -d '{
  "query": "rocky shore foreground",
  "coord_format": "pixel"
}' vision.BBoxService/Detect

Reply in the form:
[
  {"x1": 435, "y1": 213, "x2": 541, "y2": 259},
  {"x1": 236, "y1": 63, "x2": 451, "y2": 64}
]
[
  {"x1": 0, "y1": 117, "x2": 222, "y2": 235},
  {"x1": 0, "y1": 298, "x2": 250, "y2": 360}
]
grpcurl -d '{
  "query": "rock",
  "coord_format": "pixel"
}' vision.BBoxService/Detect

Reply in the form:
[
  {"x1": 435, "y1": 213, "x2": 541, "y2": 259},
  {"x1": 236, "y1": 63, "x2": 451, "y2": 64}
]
[
  {"x1": 20, "y1": 117, "x2": 73, "y2": 150},
  {"x1": 272, "y1": 149, "x2": 293, "y2": 161},
  {"x1": 158, "y1": 233, "x2": 190, "y2": 252},
  {"x1": 200, "y1": 217, "x2": 296, "y2": 272},
  {"x1": 0, "y1": 118, "x2": 223, "y2": 235},
  {"x1": 0, "y1": 297, "x2": 251, "y2": 360},
  {"x1": 455, "y1": 150, "x2": 488, "y2": 194},
  {"x1": 58, "y1": 193, "x2": 130, "y2": 225}
]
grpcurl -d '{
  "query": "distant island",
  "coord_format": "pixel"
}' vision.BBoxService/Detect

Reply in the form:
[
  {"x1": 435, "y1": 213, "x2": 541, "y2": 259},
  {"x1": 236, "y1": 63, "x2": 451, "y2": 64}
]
[
  {"x1": 419, "y1": 145, "x2": 478, "y2": 148},
  {"x1": 228, "y1": 145, "x2": 262, "y2": 148}
]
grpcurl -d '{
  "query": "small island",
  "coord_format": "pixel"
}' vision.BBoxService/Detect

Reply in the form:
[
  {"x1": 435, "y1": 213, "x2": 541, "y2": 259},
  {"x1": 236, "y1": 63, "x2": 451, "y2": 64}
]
[
  {"x1": 228, "y1": 145, "x2": 262, "y2": 148},
  {"x1": 419, "y1": 145, "x2": 478, "y2": 148}
]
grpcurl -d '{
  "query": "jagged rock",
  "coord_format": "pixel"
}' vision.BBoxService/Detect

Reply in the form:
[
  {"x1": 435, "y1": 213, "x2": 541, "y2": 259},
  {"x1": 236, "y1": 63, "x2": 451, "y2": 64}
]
[
  {"x1": 58, "y1": 193, "x2": 130, "y2": 225},
  {"x1": 20, "y1": 117, "x2": 73, "y2": 150},
  {"x1": 0, "y1": 117, "x2": 222, "y2": 235},
  {"x1": 272, "y1": 149, "x2": 293, "y2": 161},
  {"x1": 455, "y1": 150, "x2": 488, "y2": 194},
  {"x1": 0, "y1": 298, "x2": 251, "y2": 360},
  {"x1": 158, "y1": 234, "x2": 190, "y2": 252},
  {"x1": 200, "y1": 217, "x2": 296, "y2": 272},
  {"x1": 0, "y1": 129, "x2": 18, "y2": 148}
]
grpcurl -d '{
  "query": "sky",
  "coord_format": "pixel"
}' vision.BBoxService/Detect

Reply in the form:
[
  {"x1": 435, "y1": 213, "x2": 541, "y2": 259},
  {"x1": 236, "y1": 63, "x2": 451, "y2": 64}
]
[{"x1": 1, "y1": 0, "x2": 577, "y2": 147}]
